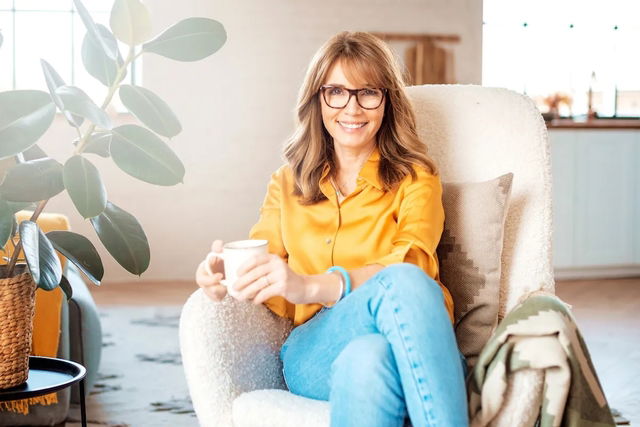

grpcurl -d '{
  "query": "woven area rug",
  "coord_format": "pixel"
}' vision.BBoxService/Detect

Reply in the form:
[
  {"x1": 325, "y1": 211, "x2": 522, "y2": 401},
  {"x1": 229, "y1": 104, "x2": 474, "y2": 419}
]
[
  {"x1": 58, "y1": 304, "x2": 635, "y2": 426},
  {"x1": 65, "y1": 306, "x2": 196, "y2": 427}
]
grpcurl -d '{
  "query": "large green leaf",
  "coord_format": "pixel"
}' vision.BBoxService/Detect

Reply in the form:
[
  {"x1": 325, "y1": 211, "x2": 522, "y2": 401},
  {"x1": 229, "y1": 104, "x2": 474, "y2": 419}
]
[
  {"x1": 0, "y1": 158, "x2": 64, "y2": 202},
  {"x1": 142, "y1": 18, "x2": 226, "y2": 62},
  {"x1": 22, "y1": 144, "x2": 48, "y2": 161},
  {"x1": 18, "y1": 221, "x2": 39, "y2": 282},
  {"x1": 0, "y1": 90, "x2": 55, "y2": 159},
  {"x1": 110, "y1": 0, "x2": 152, "y2": 46},
  {"x1": 47, "y1": 230, "x2": 104, "y2": 285},
  {"x1": 111, "y1": 125, "x2": 184, "y2": 186},
  {"x1": 19, "y1": 221, "x2": 62, "y2": 290},
  {"x1": 0, "y1": 199, "x2": 14, "y2": 249},
  {"x1": 63, "y1": 155, "x2": 107, "y2": 218},
  {"x1": 40, "y1": 59, "x2": 84, "y2": 127},
  {"x1": 0, "y1": 156, "x2": 15, "y2": 184},
  {"x1": 2, "y1": 198, "x2": 33, "y2": 215},
  {"x1": 83, "y1": 132, "x2": 111, "y2": 158},
  {"x1": 82, "y1": 24, "x2": 124, "y2": 87},
  {"x1": 73, "y1": 0, "x2": 118, "y2": 60},
  {"x1": 119, "y1": 85, "x2": 182, "y2": 138},
  {"x1": 90, "y1": 201, "x2": 149, "y2": 275},
  {"x1": 56, "y1": 86, "x2": 112, "y2": 130}
]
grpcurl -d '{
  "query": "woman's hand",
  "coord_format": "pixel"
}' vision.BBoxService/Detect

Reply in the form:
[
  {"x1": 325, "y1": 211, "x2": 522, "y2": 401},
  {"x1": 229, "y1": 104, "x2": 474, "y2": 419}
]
[
  {"x1": 232, "y1": 254, "x2": 310, "y2": 305},
  {"x1": 195, "y1": 240, "x2": 227, "y2": 302}
]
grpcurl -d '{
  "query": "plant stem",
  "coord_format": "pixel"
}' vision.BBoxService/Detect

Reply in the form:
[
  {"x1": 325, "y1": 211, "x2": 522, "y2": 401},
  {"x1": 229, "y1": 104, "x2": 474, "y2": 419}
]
[
  {"x1": 74, "y1": 46, "x2": 136, "y2": 155},
  {"x1": 5, "y1": 199, "x2": 49, "y2": 278},
  {"x1": 74, "y1": 124, "x2": 83, "y2": 143}
]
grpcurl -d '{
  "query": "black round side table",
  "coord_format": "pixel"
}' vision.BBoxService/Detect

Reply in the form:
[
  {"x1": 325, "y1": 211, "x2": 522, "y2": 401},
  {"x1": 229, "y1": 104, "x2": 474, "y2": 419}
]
[{"x1": 0, "y1": 356, "x2": 87, "y2": 427}]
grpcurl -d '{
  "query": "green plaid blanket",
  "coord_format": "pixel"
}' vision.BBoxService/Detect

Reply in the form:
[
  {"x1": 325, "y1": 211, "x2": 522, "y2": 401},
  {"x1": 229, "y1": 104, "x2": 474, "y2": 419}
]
[{"x1": 467, "y1": 294, "x2": 616, "y2": 427}]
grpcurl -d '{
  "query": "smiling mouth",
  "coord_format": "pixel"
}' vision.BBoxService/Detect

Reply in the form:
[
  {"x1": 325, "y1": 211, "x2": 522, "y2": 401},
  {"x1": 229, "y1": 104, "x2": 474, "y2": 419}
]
[{"x1": 338, "y1": 121, "x2": 368, "y2": 129}]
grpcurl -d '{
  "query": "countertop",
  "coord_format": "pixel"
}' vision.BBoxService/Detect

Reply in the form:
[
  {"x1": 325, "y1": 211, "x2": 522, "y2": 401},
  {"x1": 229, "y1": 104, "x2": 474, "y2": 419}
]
[{"x1": 546, "y1": 118, "x2": 640, "y2": 129}]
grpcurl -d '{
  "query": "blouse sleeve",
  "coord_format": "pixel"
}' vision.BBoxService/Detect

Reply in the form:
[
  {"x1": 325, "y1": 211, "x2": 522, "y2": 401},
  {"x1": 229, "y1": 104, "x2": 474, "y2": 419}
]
[
  {"x1": 249, "y1": 168, "x2": 288, "y2": 259},
  {"x1": 368, "y1": 170, "x2": 444, "y2": 281},
  {"x1": 248, "y1": 167, "x2": 294, "y2": 320}
]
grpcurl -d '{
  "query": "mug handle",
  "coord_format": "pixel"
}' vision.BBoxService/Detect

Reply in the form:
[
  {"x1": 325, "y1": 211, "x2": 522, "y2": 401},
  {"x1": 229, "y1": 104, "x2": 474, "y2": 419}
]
[{"x1": 204, "y1": 252, "x2": 228, "y2": 277}]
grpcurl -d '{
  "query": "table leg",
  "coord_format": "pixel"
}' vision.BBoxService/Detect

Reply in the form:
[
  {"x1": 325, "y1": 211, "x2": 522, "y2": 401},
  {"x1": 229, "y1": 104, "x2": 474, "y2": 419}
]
[{"x1": 79, "y1": 378, "x2": 87, "y2": 427}]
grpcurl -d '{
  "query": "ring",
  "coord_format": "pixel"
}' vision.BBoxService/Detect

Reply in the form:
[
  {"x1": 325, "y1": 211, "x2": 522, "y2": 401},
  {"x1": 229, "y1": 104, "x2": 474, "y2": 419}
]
[{"x1": 262, "y1": 276, "x2": 270, "y2": 289}]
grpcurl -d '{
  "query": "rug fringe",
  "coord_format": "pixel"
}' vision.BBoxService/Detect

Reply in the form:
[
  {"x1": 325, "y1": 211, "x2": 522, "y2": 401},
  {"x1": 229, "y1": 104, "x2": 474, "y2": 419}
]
[{"x1": 0, "y1": 392, "x2": 58, "y2": 415}]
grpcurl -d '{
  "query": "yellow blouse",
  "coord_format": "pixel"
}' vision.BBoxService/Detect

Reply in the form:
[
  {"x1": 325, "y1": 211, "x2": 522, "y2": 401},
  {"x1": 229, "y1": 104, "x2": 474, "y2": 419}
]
[{"x1": 249, "y1": 150, "x2": 454, "y2": 326}]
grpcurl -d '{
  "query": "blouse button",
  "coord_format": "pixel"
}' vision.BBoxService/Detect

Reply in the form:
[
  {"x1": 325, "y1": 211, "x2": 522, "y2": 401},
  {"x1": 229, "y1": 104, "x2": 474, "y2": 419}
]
[{"x1": 325, "y1": 238, "x2": 332, "y2": 244}]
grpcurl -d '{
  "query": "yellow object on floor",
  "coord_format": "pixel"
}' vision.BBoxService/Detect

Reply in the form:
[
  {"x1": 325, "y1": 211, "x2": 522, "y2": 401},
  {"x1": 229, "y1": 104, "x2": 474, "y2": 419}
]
[{"x1": 0, "y1": 211, "x2": 69, "y2": 414}]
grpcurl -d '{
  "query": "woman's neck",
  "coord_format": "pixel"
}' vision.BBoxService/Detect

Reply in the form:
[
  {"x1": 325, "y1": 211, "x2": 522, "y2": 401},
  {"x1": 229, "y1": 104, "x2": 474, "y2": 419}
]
[
  {"x1": 333, "y1": 142, "x2": 376, "y2": 177},
  {"x1": 331, "y1": 142, "x2": 376, "y2": 198}
]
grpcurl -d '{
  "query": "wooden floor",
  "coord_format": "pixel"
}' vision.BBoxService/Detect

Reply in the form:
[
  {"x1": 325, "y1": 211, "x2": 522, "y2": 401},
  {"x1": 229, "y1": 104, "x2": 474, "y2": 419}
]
[
  {"x1": 91, "y1": 279, "x2": 197, "y2": 306},
  {"x1": 555, "y1": 277, "x2": 640, "y2": 425},
  {"x1": 91, "y1": 277, "x2": 640, "y2": 425}
]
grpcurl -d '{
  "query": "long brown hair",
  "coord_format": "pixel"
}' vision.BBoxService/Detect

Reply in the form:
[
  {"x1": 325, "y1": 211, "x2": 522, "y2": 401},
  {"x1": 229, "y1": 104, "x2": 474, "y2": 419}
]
[{"x1": 284, "y1": 31, "x2": 438, "y2": 205}]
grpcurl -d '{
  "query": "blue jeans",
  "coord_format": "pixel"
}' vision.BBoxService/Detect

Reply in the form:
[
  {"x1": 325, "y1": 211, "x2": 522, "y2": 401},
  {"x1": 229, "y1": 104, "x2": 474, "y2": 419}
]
[{"x1": 280, "y1": 264, "x2": 469, "y2": 427}]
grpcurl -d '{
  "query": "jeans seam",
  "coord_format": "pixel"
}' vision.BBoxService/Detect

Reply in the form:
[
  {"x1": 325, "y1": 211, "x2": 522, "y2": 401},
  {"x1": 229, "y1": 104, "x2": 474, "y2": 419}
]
[
  {"x1": 282, "y1": 367, "x2": 291, "y2": 391},
  {"x1": 378, "y1": 274, "x2": 436, "y2": 427}
]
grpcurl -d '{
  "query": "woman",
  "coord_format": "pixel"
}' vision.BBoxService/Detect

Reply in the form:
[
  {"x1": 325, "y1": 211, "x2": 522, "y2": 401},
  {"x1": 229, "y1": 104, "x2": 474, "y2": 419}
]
[{"x1": 195, "y1": 32, "x2": 468, "y2": 426}]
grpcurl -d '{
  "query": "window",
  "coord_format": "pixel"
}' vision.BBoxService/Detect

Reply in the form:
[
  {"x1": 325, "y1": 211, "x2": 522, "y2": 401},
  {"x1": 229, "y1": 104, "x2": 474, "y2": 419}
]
[
  {"x1": 0, "y1": 0, "x2": 142, "y2": 112},
  {"x1": 483, "y1": 0, "x2": 640, "y2": 117}
]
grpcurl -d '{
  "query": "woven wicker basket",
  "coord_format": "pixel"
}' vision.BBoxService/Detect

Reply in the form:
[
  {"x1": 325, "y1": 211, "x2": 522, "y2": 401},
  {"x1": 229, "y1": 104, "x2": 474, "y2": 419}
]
[{"x1": 0, "y1": 264, "x2": 36, "y2": 390}]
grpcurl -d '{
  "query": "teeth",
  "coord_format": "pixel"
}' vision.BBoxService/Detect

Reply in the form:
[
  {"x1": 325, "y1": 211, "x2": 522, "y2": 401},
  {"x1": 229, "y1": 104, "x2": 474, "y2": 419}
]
[{"x1": 339, "y1": 122, "x2": 367, "y2": 129}]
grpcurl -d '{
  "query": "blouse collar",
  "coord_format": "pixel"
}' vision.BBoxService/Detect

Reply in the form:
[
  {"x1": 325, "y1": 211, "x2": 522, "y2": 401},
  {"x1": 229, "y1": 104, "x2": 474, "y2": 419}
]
[{"x1": 319, "y1": 147, "x2": 382, "y2": 199}]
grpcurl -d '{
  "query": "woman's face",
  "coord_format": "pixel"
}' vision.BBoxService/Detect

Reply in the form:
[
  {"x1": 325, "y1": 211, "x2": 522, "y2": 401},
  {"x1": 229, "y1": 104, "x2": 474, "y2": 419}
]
[{"x1": 320, "y1": 60, "x2": 385, "y2": 153}]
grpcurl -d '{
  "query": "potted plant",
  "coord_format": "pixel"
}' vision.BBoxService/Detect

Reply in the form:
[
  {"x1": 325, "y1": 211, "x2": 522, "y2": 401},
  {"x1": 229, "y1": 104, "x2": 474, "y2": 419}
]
[{"x1": 0, "y1": 0, "x2": 226, "y2": 389}]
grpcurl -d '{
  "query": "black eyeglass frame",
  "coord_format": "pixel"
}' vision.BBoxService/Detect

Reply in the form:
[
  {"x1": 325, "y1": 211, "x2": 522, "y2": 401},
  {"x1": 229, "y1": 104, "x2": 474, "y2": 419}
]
[{"x1": 319, "y1": 85, "x2": 387, "y2": 110}]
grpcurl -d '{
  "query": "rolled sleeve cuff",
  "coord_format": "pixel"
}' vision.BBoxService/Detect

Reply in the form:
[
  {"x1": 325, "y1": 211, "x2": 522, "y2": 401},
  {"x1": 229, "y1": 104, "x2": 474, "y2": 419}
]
[{"x1": 369, "y1": 240, "x2": 414, "y2": 268}]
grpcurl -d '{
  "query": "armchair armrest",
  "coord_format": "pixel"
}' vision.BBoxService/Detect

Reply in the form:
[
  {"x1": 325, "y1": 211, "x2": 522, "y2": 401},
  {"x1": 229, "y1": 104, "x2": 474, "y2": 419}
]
[{"x1": 179, "y1": 289, "x2": 293, "y2": 427}]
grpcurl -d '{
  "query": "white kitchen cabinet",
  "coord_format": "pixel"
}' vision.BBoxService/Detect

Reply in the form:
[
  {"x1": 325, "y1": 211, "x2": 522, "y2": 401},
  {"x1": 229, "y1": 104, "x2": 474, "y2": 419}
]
[{"x1": 549, "y1": 128, "x2": 640, "y2": 278}]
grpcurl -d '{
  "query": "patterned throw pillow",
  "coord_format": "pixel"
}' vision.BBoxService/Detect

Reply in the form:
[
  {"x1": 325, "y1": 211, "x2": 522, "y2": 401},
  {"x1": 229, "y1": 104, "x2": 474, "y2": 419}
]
[{"x1": 436, "y1": 173, "x2": 514, "y2": 368}]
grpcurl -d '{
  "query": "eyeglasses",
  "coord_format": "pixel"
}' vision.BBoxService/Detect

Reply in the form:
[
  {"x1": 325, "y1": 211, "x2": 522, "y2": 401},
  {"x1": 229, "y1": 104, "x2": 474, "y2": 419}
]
[{"x1": 319, "y1": 85, "x2": 386, "y2": 110}]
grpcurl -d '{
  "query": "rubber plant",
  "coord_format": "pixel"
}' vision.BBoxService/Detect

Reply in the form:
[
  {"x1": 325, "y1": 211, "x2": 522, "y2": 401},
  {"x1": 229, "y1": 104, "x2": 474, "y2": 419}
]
[{"x1": 0, "y1": 0, "x2": 226, "y2": 295}]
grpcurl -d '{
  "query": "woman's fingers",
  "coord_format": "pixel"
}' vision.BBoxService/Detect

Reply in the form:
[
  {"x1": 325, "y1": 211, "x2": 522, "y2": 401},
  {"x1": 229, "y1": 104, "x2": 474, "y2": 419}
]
[
  {"x1": 196, "y1": 260, "x2": 221, "y2": 286},
  {"x1": 194, "y1": 240, "x2": 228, "y2": 303},
  {"x1": 235, "y1": 274, "x2": 274, "y2": 302},
  {"x1": 196, "y1": 260, "x2": 228, "y2": 301},
  {"x1": 232, "y1": 264, "x2": 272, "y2": 296},
  {"x1": 204, "y1": 252, "x2": 222, "y2": 276},
  {"x1": 236, "y1": 253, "x2": 272, "y2": 276},
  {"x1": 211, "y1": 239, "x2": 224, "y2": 252},
  {"x1": 252, "y1": 281, "x2": 281, "y2": 305},
  {"x1": 203, "y1": 283, "x2": 227, "y2": 302},
  {"x1": 234, "y1": 255, "x2": 274, "y2": 291},
  {"x1": 204, "y1": 241, "x2": 225, "y2": 276}
]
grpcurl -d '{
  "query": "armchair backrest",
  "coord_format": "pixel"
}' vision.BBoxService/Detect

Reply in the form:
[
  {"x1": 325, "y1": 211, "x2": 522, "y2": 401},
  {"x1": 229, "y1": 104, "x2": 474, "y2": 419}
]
[{"x1": 406, "y1": 85, "x2": 554, "y2": 318}]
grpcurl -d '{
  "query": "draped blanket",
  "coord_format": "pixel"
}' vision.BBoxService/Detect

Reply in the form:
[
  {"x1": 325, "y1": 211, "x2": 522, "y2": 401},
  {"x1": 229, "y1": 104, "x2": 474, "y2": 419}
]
[{"x1": 468, "y1": 294, "x2": 616, "y2": 427}]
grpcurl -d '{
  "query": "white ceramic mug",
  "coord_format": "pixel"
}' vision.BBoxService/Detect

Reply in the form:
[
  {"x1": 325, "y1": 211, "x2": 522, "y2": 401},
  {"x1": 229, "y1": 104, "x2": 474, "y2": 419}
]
[{"x1": 205, "y1": 239, "x2": 268, "y2": 298}]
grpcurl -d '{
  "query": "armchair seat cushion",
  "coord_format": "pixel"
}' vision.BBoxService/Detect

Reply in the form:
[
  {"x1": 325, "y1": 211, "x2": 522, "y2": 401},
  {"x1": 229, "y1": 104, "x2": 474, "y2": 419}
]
[{"x1": 233, "y1": 389, "x2": 329, "y2": 427}]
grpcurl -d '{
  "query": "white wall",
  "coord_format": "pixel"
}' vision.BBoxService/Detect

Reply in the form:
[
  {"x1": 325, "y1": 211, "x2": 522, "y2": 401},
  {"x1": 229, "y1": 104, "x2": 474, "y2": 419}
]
[{"x1": 43, "y1": 0, "x2": 483, "y2": 283}]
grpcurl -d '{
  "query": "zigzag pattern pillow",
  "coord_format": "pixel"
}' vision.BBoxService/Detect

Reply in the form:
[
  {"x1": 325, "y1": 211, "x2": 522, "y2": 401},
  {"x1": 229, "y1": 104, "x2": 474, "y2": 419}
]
[{"x1": 437, "y1": 173, "x2": 514, "y2": 368}]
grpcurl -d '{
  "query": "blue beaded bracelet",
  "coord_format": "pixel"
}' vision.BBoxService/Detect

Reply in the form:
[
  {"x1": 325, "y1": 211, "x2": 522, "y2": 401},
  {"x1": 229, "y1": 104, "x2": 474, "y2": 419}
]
[{"x1": 326, "y1": 266, "x2": 352, "y2": 298}]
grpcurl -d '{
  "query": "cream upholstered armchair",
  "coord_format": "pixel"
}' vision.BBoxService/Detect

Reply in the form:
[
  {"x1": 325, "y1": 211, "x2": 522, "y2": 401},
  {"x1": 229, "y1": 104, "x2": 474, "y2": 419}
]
[{"x1": 179, "y1": 85, "x2": 554, "y2": 426}]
